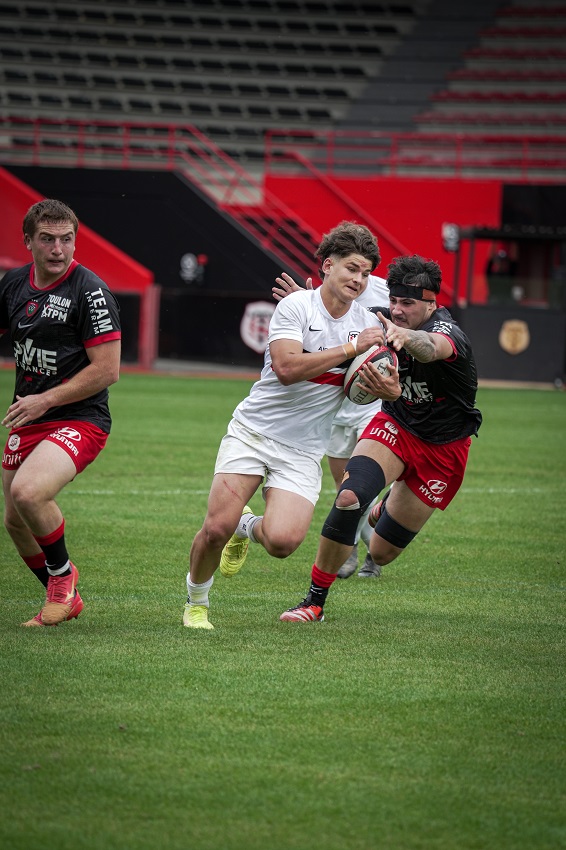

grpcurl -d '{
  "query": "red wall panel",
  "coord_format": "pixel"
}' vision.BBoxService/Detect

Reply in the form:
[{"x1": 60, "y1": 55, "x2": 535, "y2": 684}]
[{"x1": 265, "y1": 174, "x2": 502, "y2": 305}]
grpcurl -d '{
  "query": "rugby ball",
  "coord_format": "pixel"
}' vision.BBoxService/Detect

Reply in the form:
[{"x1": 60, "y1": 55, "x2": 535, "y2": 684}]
[{"x1": 343, "y1": 345, "x2": 398, "y2": 405}]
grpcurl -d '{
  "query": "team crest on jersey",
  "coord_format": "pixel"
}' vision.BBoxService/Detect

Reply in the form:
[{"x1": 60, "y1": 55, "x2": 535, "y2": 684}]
[{"x1": 26, "y1": 301, "x2": 39, "y2": 317}]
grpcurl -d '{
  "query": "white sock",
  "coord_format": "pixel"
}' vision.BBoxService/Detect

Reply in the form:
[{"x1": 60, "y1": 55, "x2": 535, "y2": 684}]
[
  {"x1": 246, "y1": 514, "x2": 262, "y2": 543},
  {"x1": 46, "y1": 559, "x2": 71, "y2": 576},
  {"x1": 236, "y1": 512, "x2": 262, "y2": 542},
  {"x1": 186, "y1": 575, "x2": 214, "y2": 607}
]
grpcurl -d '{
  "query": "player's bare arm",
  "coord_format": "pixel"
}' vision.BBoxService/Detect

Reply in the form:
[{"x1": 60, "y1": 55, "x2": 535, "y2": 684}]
[
  {"x1": 272, "y1": 273, "x2": 313, "y2": 302},
  {"x1": 2, "y1": 340, "x2": 121, "y2": 429},
  {"x1": 377, "y1": 312, "x2": 452, "y2": 362},
  {"x1": 270, "y1": 325, "x2": 384, "y2": 386}
]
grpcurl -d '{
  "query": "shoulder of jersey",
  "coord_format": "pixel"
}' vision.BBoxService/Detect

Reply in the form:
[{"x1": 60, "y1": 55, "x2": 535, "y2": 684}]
[{"x1": 1, "y1": 264, "x2": 28, "y2": 284}]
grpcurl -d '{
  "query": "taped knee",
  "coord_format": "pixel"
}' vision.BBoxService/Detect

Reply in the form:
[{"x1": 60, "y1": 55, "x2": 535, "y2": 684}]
[
  {"x1": 373, "y1": 504, "x2": 417, "y2": 549},
  {"x1": 322, "y1": 455, "x2": 386, "y2": 546}
]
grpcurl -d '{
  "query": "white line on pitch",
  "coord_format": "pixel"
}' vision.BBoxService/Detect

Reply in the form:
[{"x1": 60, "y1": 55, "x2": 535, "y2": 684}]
[{"x1": 67, "y1": 487, "x2": 551, "y2": 496}]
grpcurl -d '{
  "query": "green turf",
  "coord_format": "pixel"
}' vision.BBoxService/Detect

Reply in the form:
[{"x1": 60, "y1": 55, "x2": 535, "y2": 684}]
[{"x1": 0, "y1": 368, "x2": 564, "y2": 850}]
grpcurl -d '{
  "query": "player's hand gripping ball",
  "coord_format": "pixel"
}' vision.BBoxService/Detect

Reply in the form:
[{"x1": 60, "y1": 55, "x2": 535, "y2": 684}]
[{"x1": 343, "y1": 344, "x2": 398, "y2": 405}]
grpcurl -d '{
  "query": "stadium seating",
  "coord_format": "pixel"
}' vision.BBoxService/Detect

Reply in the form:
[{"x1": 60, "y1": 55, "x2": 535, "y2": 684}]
[
  {"x1": 1, "y1": 0, "x2": 565, "y2": 167},
  {"x1": 0, "y1": 0, "x2": 425, "y2": 163},
  {"x1": 412, "y1": 4, "x2": 566, "y2": 136}
]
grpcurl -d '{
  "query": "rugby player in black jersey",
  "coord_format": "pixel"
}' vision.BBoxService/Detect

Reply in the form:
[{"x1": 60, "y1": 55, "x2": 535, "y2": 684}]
[
  {"x1": 1, "y1": 199, "x2": 121, "y2": 627},
  {"x1": 281, "y1": 254, "x2": 482, "y2": 622}
]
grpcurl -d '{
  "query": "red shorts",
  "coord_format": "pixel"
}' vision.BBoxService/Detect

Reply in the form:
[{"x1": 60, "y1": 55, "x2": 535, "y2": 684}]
[
  {"x1": 2, "y1": 420, "x2": 108, "y2": 474},
  {"x1": 359, "y1": 412, "x2": 472, "y2": 510}
]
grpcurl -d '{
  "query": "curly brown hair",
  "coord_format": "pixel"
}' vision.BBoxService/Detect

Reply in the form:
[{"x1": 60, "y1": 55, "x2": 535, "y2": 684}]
[{"x1": 315, "y1": 221, "x2": 380, "y2": 273}]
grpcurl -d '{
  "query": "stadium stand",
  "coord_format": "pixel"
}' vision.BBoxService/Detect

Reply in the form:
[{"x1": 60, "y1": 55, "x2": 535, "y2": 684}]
[
  {"x1": 412, "y1": 3, "x2": 566, "y2": 135},
  {"x1": 0, "y1": 1, "x2": 564, "y2": 199},
  {"x1": 1, "y1": 0, "x2": 564, "y2": 165},
  {"x1": 0, "y1": 0, "x2": 564, "y2": 183},
  {"x1": 0, "y1": 0, "x2": 427, "y2": 164}
]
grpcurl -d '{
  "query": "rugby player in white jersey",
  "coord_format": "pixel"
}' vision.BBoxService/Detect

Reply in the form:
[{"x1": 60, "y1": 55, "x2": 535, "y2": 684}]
[
  {"x1": 183, "y1": 221, "x2": 400, "y2": 630},
  {"x1": 273, "y1": 270, "x2": 390, "y2": 580}
]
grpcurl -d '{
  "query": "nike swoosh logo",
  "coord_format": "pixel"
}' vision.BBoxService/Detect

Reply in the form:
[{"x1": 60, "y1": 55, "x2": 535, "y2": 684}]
[
  {"x1": 18, "y1": 321, "x2": 34, "y2": 329},
  {"x1": 309, "y1": 325, "x2": 322, "y2": 332},
  {"x1": 65, "y1": 575, "x2": 77, "y2": 603}
]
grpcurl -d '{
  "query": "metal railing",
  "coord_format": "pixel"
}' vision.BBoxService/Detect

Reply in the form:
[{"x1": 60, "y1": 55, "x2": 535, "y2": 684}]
[
  {"x1": 0, "y1": 116, "x2": 321, "y2": 278},
  {"x1": 264, "y1": 129, "x2": 566, "y2": 182}
]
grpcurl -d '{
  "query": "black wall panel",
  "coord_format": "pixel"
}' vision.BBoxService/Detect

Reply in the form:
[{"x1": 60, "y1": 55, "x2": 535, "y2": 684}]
[{"x1": 8, "y1": 166, "x2": 300, "y2": 368}]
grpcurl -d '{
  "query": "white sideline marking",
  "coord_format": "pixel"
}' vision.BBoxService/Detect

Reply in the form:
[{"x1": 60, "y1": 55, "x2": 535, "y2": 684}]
[{"x1": 69, "y1": 487, "x2": 548, "y2": 496}]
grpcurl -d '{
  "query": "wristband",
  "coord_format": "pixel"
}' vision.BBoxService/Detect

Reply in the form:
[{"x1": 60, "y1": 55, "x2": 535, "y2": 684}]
[{"x1": 342, "y1": 341, "x2": 356, "y2": 359}]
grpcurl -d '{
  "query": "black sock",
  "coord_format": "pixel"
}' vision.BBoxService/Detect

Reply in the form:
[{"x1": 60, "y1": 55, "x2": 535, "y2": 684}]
[
  {"x1": 42, "y1": 538, "x2": 70, "y2": 574},
  {"x1": 307, "y1": 583, "x2": 329, "y2": 607},
  {"x1": 34, "y1": 566, "x2": 50, "y2": 586}
]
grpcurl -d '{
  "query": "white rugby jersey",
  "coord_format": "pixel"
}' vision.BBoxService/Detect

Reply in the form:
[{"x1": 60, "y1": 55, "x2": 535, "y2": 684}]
[
  {"x1": 233, "y1": 287, "x2": 380, "y2": 457},
  {"x1": 332, "y1": 274, "x2": 389, "y2": 430}
]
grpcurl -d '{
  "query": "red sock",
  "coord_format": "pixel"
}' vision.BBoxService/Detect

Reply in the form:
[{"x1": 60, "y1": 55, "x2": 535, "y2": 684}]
[
  {"x1": 23, "y1": 553, "x2": 49, "y2": 587},
  {"x1": 33, "y1": 520, "x2": 69, "y2": 572},
  {"x1": 34, "y1": 519, "x2": 65, "y2": 548},
  {"x1": 311, "y1": 564, "x2": 337, "y2": 588}
]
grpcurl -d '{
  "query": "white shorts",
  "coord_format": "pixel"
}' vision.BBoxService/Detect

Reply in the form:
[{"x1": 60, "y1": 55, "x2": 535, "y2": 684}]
[
  {"x1": 326, "y1": 423, "x2": 360, "y2": 459},
  {"x1": 328, "y1": 405, "x2": 379, "y2": 459},
  {"x1": 214, "y1": 419, "x2": 323, "y2": 506}
]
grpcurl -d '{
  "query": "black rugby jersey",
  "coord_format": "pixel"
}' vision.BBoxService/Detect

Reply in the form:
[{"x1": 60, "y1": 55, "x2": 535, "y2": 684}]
[
  {"x1": 372, "y1": 306, "x2": 482, "y2": 444},
  {"x1": 0, "y1": 260, "x2": 121, "y2": 432}
]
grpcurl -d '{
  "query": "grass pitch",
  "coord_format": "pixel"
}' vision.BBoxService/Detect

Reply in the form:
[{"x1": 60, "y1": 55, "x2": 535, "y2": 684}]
[{"x1": 0, "y1": 368, "x2": 564, "y2": 850}]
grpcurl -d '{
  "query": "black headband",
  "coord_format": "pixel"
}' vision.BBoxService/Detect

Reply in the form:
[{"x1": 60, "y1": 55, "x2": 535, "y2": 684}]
[{"x1": 388, "y1": 282, "x2": 437, "y2": 302}]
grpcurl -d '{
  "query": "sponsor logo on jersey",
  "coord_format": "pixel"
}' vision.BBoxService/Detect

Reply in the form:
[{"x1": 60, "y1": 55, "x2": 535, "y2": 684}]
[
  {"x1": 401, "y1": 376, "x2": 433, "y2": 403},
  {"x1": 13, "y1": 338, "x2": 57, "y2": 375},
  {"x1": 53, "y1": 427, "x2": 82, "y2": 442},
  {"x1": 431, "y1": 320, "x2": 453, "y2": 335},
  {"x1": 86, "y1": 288, "x2": 115, "y2": 335},
  {"x1": 49, "y1": 426, "x2": 81, "y2": 456},
  {"x1": 41, "y1": 294, "x2": 72, "y2": 323},
  {"x1": 427, "y1": 479, "x2": 447, "y2": 494},
  {"x1": 2, "y1": 450, "x2": 22, "y2": 467},
  {"x1": 418, "y1": 479, "x2": 447, "y2": 504},
  {"x1": 384, "y1": 420, "x2": 398, "y2": 434},
  {"x1": 367, "y1": 425, "x2": 398, "y2": 446}
]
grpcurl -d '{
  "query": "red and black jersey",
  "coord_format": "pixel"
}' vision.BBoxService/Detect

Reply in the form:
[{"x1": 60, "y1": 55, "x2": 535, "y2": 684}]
[
  {"x1": 372, "y1": 306, "x2": 482, "y2": 444},
  {"x1": 0, "y1": 260, "x2": 121, "y2": 433}
]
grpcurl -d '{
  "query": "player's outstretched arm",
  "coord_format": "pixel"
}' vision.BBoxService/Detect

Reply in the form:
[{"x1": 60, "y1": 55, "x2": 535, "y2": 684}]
[{"x1": 376, "y1": 312, "x2": 452, "y2": 362}]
